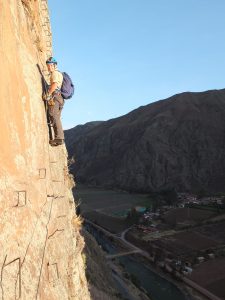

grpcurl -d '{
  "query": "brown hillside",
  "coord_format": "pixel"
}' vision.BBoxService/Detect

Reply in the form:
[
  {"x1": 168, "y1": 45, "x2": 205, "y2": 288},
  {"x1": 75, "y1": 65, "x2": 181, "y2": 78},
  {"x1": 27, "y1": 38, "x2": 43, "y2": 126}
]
[{"x1": 65, "y1": 89, "x2": 225, "y2": 193}]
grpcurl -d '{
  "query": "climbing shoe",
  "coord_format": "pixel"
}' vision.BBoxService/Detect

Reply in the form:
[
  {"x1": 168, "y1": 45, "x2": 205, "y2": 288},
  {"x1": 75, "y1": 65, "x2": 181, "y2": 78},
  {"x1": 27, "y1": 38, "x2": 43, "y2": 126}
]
[{"x1": 49, "y1": 139, "x2": 64, "y2": 146}]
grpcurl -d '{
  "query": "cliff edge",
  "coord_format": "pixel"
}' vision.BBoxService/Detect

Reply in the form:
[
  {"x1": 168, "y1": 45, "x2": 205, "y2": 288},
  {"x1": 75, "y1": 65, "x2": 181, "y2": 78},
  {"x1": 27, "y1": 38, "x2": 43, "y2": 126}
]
[{"x1": 0, "y1": 1, "x2": 90, "y2": 299}]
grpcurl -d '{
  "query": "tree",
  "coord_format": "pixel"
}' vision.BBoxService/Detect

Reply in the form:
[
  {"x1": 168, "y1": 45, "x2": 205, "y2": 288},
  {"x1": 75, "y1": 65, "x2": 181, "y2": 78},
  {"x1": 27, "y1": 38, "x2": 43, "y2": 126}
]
[
  {"x1": 162, "y1": 189, "x2": 178, "y2": 206},
  {"x1": 196, "y1": 189, "x2": 207, "y2": 199},
  {"x1": 222, "y1": 196, "x2": 225, "y2": 208},
  {"x1": 151, "y1": 197, "x2": 159, "y2": 212},
  {"x1": 126, "y1": 207, "x2": 140, "y2": 225}
]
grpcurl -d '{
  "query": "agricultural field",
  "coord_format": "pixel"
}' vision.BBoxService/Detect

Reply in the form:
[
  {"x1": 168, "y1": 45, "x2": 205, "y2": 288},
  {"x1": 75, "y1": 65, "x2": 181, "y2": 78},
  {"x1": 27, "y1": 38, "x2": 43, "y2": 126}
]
[
  {"x1": 190, "y1": 257, "x2": 225, "y2": 300},
  {"x1": 126, "y1": 219, "x2": 225, "y2": 260},
  {"x1": 74, "y1": 185, "x2": 150, "y2": 233},
  {"x1": 162, "y1": 208, "x2": 217, "y2": 226},
  {"x1": 74, "y1": 184, "x2": 150, "y2": 215},
  {"x1": 194, "y1": 220, "x2": 225, "y2": 243},
  {"x1": 83, "y1": 210, "x2": 128, "y2": 233},
  {"x1": 153, "y1": 230, "x2": 221, "y2": 257}
]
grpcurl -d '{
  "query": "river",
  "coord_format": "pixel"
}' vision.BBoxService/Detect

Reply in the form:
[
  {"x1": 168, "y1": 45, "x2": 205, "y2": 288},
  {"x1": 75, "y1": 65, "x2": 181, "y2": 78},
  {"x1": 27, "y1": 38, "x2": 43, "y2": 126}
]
[{"x1": 85, "y1": 222, "x2": 189, "y2": 300}]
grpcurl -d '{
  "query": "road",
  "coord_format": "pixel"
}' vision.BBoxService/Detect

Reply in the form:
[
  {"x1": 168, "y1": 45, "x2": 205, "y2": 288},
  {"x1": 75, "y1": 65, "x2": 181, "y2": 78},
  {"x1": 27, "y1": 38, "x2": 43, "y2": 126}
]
[{"x1": 84, "y1": 219, "x2": 150, "y2": 259}]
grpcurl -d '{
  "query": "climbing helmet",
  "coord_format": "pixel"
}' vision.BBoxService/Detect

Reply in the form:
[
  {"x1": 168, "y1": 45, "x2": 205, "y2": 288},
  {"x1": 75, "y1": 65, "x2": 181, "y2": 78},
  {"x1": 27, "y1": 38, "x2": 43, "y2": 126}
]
[{"x1": 46, "y1": 57, "x2": 57, "y2": 65}]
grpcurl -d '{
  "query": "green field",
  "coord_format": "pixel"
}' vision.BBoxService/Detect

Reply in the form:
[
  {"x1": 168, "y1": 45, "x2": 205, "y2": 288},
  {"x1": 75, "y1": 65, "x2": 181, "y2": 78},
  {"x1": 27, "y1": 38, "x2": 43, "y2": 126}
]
[
  {"x1": 73, "y1": 185, "x2": 150, "y2": 233},
  {"x1": 74, "y1": 184, "x2": 150, "y2": 215}
]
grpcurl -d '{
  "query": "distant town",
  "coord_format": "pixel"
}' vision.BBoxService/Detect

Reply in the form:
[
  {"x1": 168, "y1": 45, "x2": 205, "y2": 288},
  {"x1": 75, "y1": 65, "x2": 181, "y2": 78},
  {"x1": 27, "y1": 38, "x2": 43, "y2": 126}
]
[{"x1": 125, "y1": 192, "x2": 225, "y2": 299}]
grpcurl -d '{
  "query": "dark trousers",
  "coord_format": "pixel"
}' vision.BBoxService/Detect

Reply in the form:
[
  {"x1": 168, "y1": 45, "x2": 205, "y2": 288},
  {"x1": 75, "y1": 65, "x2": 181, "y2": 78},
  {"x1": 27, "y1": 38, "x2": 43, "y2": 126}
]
[{"x1": 48, "y1": 95, "x2": 64, "y2": 140}]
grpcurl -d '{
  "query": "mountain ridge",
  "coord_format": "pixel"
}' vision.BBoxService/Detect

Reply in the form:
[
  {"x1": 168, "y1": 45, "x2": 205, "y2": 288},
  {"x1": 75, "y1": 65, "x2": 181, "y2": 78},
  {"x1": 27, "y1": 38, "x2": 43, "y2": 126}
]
[{"x1": 65, "y1": 88, "x2": 225, "y2": 193}]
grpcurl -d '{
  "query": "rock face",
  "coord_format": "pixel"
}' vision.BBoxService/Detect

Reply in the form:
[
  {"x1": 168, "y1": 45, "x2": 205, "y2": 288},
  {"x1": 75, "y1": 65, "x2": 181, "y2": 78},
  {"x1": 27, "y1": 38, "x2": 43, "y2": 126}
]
[
  {"x1": 65, "y1": 89, "x2": 225, "y2": 193},
  {"x1": 0, "y1": 1, "x2": 90, "y2": 299},
  {"x1": 83, "y1": 230, "x2": 121, "y2": 300}
]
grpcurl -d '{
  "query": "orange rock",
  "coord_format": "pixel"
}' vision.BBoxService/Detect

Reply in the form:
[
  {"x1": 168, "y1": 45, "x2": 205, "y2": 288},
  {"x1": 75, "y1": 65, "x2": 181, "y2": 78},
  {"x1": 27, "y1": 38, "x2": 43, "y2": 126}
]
[{"x1": 0, "y1": 1, "x2": 90, "y2": 299}]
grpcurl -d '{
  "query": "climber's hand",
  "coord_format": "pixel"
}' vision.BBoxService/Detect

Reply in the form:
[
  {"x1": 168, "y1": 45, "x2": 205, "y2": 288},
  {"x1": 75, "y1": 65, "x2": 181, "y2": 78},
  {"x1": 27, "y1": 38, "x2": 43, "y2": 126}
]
[{"x1": 43, "y1": 92, "x2": 52, "y2": 101}]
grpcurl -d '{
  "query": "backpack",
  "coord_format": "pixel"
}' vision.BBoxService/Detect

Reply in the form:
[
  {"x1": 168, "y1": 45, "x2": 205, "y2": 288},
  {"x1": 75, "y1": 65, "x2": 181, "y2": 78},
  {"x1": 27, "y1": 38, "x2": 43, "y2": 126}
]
[{"x1": 60, "y1": 72, "x2": 75, "y2": 99}]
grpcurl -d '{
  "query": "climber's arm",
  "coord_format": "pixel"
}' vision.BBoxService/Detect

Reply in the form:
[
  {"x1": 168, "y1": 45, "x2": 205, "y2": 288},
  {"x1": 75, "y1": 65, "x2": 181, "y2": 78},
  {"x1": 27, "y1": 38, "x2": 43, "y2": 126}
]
[{"x1": 48, "y1": 82, "x2": 58, "y2": 95}]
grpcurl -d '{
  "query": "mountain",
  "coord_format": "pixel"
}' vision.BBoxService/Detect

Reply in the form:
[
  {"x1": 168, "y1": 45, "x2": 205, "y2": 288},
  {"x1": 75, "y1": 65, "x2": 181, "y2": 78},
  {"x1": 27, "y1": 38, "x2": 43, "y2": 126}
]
[{"x1": 65, "y1": 89, "x2": 225, "y2": 193}]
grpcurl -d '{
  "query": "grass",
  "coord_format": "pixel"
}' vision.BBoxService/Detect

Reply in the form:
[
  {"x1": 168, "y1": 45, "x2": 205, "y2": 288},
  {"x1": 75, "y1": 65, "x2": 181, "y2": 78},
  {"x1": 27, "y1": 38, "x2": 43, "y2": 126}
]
[
  {"x1": 83, "y1": 211, "x2": 128, "y2": 233},
  {"x1": 74, "y1": 185, "x2": 152, "y2": 233},
  {"x1": 73, "y1": 184, "x2": 149, "y2": 215}
]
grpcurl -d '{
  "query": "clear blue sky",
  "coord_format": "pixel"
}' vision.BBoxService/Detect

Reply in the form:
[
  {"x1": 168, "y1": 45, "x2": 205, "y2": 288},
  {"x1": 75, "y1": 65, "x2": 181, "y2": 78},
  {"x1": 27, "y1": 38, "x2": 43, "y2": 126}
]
[{"x1": 48, "y1": 0, "x2": 225, "y2": 129}]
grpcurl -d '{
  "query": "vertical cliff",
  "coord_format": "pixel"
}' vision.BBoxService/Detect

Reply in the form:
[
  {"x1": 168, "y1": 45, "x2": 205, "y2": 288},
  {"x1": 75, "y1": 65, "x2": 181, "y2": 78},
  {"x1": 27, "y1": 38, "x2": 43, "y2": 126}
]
[{"x1": 0, "y1": 1, "x2": 90, "y2": 299}]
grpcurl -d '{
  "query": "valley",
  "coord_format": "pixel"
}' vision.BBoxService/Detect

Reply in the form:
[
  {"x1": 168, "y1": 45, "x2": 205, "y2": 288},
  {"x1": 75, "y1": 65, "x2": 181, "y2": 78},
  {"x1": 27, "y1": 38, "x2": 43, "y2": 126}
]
[{"x1": 75, "y1": 185, "x2": 225, "y2": 300}]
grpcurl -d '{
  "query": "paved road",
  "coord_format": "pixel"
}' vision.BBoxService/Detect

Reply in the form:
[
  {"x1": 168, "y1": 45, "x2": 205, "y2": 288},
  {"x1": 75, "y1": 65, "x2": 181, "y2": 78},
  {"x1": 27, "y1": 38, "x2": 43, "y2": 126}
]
[{"x1": 106, "y1": 250, "x2": 140, "y2": 259}]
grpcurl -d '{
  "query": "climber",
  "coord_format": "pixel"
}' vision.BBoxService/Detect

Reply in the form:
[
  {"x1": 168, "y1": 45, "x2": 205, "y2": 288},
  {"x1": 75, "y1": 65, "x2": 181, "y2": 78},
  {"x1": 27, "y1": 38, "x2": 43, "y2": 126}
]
[{"x1": 43, "y1": 57, "x2": 64, "y2": 146}]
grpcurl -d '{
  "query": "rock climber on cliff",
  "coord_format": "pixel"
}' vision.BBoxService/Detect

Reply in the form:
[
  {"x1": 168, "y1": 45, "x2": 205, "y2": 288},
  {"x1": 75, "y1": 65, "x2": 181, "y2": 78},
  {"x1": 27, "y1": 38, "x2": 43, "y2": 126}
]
[{"x1": 43, "y1": 57, "x2": 64, "y2": 146}]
